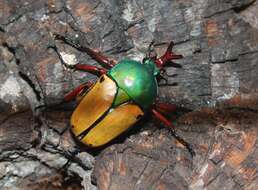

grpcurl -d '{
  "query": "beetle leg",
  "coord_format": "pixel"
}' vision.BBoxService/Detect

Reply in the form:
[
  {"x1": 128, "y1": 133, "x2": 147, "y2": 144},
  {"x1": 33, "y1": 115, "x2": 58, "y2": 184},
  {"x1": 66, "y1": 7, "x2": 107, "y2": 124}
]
[
  {"x1": 55, "y1": 34, "x2": 117, "y2": 68},
  {"x1": 60, "y1": 147, "x2": 81, "y2": 171},
  {"x1": 35, "y1": 81, "x2": 94, "y2": 111},
  {"x1": 73, "y1": 64, "x2": 107, "y2": 76},
  {"x1": 64, "y1": 81, "x2": 94, "y2": 102},
  {"x1": 70, "y1": 62, "x2": 107, "y2": 76},
  {"x1": 48, "y1": 44, "x2": 107, "y2": 76},
  {"x1": 151, "y1": 108, "x2": 195, "y2": 157},
  {"x1": 76, "y1": 47, "x2": 117, "y2": 69},
  {"x1": 155, "y1": 102, "x2": 177, "y2": 115},
  {"x1": 155, "y1": 41, "x2": 183, "y2": 68}
]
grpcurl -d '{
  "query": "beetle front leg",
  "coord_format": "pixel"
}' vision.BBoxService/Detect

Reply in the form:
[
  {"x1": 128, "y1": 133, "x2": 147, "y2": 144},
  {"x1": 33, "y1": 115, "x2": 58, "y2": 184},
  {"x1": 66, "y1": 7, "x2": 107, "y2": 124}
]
[
  {"x1": 155, "y1": 41, "x2": 183, "y2": 68},
  {"x1": 55, "y1": 34, "x2": 117, "y2": 68},
  {"x1": 49, "y1": 44, "x2": 107, "y2": 76},
  {"x1": 151, "y1": 108, "x2": 195, "y2": 157}
]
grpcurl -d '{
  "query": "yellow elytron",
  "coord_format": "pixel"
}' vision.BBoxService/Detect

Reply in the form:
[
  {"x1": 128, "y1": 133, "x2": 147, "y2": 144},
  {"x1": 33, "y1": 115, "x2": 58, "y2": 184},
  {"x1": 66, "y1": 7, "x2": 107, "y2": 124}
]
[{"x1": 71, "y1": 75, "x2": 144, "y2": 147}]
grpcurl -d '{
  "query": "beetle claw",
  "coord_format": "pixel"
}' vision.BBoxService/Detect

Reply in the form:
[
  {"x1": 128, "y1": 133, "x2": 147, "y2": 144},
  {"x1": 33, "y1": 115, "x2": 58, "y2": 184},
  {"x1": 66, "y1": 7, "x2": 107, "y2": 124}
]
[
  {"x1": 169, "y1": 128, "x2": 195, "y2": 157},
  {"x1": 154, "y1": 41, "x2": 183, "y2": 68}
]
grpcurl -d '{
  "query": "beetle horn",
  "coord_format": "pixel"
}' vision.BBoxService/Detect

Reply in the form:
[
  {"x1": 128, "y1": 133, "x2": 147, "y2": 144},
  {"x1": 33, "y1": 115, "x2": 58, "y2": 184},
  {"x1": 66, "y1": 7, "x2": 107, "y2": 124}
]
[{"x1": 154, "y1": 41, "x2": 183, "y2": 68}]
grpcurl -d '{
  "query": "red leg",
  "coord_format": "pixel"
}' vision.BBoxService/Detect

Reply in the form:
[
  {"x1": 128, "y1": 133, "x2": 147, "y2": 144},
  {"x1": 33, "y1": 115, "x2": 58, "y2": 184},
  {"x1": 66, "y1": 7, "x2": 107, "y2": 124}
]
[
  {"x1": 151, "y1": 108, "x2": 195, "y2": 156},
  {"x1": 35, "y1": 82, "x2": 93, "y2": 111},
  {"x1": 55, "y1": 34, "x2": 117, "y2": 68},
  {"x1": 64, "y1": 81, "x2": 93, "y2": 102},
  {"x1": 155, "y1": 102, "x2": 177, "y2": 115},
  {"x1": 155, "y1": 41, "x2": 183, "y2": 68},
  {"x1": 78, "y1": 47, "x2": 117, "y2": 68},
  {"x1": 151, "y1": 108, "x2": 175, "y2": 128},
  {"x1": 74, "y1": 64, "x2": 107, "y2": 76}
]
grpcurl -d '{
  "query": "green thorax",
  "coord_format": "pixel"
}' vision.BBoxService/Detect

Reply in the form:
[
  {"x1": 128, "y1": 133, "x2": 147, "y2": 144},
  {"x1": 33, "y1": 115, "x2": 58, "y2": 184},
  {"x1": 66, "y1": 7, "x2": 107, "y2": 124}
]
[{"x1": 108, "y1": 59, "x2": 159, "y2": 110}]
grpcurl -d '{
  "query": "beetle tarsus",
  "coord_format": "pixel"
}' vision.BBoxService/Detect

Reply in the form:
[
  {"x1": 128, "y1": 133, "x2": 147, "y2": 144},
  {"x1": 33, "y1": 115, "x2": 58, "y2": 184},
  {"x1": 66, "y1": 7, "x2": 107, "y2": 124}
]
[
  {"x1": 35, "y1": 104, "x2": 48, "y2": 111},
  {"x1": 151, "y1": 108, "x2": 195, "y2": 157},
  {"x1": 54, "y1": 33, "x2": 117, "y2": 68},
  {"x1": 48, "y1": 44, "x2": 75, "y2": 70},
  {"x1": 49, "y1": 42, "x2": 107, "y2": 76},
  {"x1": 169, "y1": 128, "x2": 196, "y2": 157},
  {"x1": 60, "y1": 148, "x2": 81, "y2": 171}
]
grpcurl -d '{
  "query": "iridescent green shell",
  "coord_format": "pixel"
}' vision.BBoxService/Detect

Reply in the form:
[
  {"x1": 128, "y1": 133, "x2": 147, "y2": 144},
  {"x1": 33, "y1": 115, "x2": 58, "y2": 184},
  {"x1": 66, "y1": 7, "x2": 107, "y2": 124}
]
[{"x1": 108, "y1": 59, "x2": 158, "y2": 110}]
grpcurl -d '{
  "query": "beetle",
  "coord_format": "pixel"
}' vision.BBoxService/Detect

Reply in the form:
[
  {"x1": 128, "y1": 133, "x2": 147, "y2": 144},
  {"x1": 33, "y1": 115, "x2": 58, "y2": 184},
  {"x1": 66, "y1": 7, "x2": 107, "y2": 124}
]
[{"x1": 51, "y1": 34, "x2": 195, "y2": 156}]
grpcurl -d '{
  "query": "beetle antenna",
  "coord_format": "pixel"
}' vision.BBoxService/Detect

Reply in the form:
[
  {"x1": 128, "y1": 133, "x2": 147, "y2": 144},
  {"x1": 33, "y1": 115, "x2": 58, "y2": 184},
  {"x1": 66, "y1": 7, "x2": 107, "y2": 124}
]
[{"x1": 144, "y1": 41, "x2": 157, "y2": 61}]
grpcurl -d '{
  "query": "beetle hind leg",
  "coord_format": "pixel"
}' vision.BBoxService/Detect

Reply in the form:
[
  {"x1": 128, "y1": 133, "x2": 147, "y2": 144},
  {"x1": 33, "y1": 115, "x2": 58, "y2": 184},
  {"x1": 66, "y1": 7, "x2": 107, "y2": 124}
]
[
  {"x1": 151, "y1": 108, "x2": 195, "y2": 157},
  {"x1": 155, "y1": 102, "x2": 177, "y2": 115}
]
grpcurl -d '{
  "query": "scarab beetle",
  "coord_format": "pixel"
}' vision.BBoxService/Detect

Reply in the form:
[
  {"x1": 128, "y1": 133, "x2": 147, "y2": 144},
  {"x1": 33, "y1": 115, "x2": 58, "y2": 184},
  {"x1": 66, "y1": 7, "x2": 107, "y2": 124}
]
[{"x1": 52, "y1": 35, "x2": 194, "y2": 156}]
